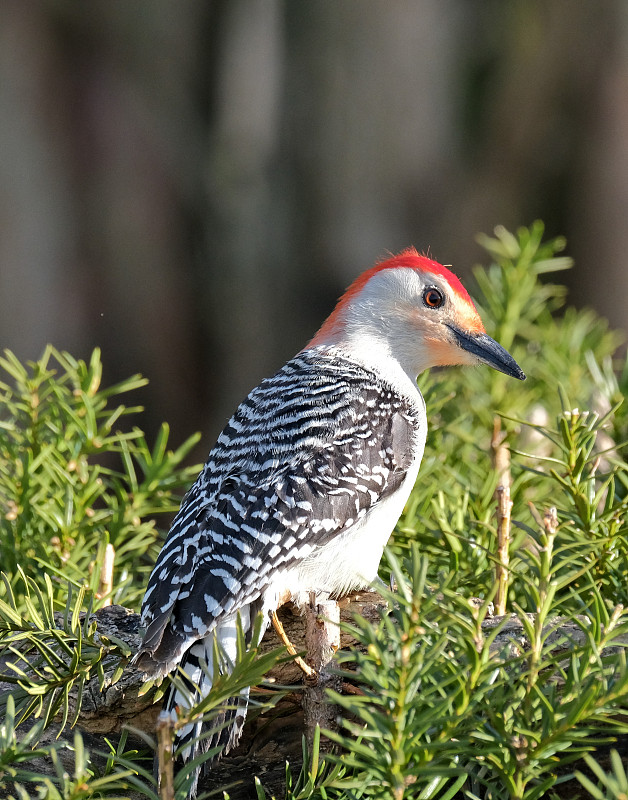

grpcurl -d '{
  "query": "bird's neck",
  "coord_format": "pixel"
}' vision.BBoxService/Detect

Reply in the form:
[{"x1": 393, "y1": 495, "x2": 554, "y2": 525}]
[{"x1": 307, "y1": 332, "x2": 424, "y2": 402}]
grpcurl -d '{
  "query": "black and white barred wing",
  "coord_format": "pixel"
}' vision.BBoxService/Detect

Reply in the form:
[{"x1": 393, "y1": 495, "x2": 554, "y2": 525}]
[{"x1": 135, "y1": 352, "x2": 421, "y2": 676}]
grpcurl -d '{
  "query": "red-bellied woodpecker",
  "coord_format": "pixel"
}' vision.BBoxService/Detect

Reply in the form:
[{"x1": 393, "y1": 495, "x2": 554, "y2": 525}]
[{"x1": 134, "y1": 249, "x2": 525, "y2": 793}]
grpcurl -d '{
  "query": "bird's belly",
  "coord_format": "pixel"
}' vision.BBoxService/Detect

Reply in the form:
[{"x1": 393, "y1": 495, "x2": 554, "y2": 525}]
[{"x1": 275, "y1": 460, "x2": 421, "y2": 605}]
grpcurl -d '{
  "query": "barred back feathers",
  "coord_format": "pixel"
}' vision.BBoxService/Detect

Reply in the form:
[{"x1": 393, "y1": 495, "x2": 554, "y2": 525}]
[{"x1": 136, "y1": 348, "x2": 425, "y2": 678}]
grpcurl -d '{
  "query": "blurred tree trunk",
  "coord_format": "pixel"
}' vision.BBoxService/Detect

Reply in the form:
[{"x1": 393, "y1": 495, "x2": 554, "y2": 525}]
[
  {"x1": 203, "y1": 0, "x2": 287, "y2": 430},
  {"x1": 0, "y1": 1, "x2": 208, "y2": 442},
  {"x1": 570, "y1": 3, "x2": 628, "y2": 336},
  {"x1": 0, "y1": 3, "x2": 79, "y2": 357},
  {"x1": 0, "y1": 0, "x2": 626, "y2": 450},
  {"x1": 203, "y1": 0, "x2": 463, "y2": 431}
]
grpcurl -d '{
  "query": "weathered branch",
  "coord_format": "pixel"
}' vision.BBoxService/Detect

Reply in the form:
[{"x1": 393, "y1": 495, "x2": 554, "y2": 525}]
[
  {"x1": 14, "y1": 591, "x2": 615, "y2": 738},
  {"x1": 3, "y1": 591, "x2": 627, "y2": 799},
  {"x1": 302, "y1": 594, "x2": 342, "y2": 748},
  {"x1": 492, "y1": 417, "x2": 512, "y2": 616}
]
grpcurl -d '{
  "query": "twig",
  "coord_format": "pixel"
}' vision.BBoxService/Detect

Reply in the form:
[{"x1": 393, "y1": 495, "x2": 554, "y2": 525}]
[
  {"x1": 97, "y1": 544, "x2": 115, "y2": 607},
  {"x1": 156, "y1": 710, "x2": 175, "y2": 800},
  {"x1": 302, "y1": 593, "x2": 341, "y2": 749},
  {"x1": 341, "y1": 681, "x2": 365, "y2": 696},
  {"x1": 495, "y1": 486, "x2": 513, "y2": 616},
  {"x1": 492, "y1": 418, "x2": 512, "y2": 616}
]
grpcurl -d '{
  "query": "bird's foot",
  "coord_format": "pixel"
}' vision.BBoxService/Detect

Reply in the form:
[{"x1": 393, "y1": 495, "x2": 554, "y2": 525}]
[{"x1": 269, "y1": 609, "x2": 315, "y2": 679}]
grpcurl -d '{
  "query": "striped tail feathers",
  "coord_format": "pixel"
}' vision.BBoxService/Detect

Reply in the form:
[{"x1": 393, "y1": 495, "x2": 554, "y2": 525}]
[
  {"x1": 164, "y1": 637, "x2": 244, "y2": 799},
  {"x1": 155, "y1": 608, "x2": 287, "y2": 798},
  {"x1": 167, "y1": 617, "x2": 250, "y2": 765}
]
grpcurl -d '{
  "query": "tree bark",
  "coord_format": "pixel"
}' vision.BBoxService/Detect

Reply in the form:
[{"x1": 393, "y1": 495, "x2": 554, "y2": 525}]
[{"x1": 302, "y1": 595, "x2": 342, "y2": 749}]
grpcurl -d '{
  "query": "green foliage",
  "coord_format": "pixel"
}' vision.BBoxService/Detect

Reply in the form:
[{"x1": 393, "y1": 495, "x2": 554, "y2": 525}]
[
  {"x1": 0, "y1": 694, "x2": 53, "y2": 798},
  {"x1": 2, "y1": 223, "x2": 628, "y2": 798},
  {"x1": 253, "y1": 727, "x2": 348, "y2": 800},
  {"x1": 0, "y1": 698, "x2": 152, "y2": 800},
  {"x1": 325, "y1": 551, "x2": 487, "y2": 800},
  {"x1": 575, "y1": 750, "x2": 628, "y2": 799},
  {"x1": 0, "y1": 571, "x2": 130, "y2": 731},
  {"x1": 396, "y1": 222, "x2": 628, "y2": 599},
  {"x1": 0, "y1": 347, "x2": 202, "y2": 795},
  {"x1": 0, "y1": 345, "x2": 201, "y2": 609}
]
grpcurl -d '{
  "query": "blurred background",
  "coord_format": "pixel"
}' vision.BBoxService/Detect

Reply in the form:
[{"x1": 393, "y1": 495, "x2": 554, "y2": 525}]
[{"x1": 1, "y1": 1, "x2": 627, "y2": 452}]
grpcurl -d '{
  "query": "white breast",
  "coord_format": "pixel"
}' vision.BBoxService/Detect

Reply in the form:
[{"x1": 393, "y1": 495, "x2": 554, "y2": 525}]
[
  {"x1": 299, "y1": 456, "x2": 422, "y2": 595},
  {"x1": 261, "y1": 433, "x2": 425, "y2": 614}
]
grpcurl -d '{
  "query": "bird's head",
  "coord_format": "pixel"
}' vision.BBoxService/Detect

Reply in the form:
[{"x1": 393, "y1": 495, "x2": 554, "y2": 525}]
[{"x1": 309, "y1": 248, "x2": 526, "y2": 381}]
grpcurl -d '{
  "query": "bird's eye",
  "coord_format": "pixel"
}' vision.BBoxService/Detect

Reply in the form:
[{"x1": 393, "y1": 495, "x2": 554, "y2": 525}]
[{"x1": 423, "y1": 287, "x2": 445, "y2": 308}]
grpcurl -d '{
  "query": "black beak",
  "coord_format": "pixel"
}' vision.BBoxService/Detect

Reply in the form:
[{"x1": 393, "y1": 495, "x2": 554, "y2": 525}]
[{"x1": 447, "y1": 325, "x2": 526, "y2": 380}]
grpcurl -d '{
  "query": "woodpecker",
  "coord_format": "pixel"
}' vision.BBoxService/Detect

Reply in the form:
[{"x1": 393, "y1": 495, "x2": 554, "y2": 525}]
[{"x1": 135, "y1": 248, "x2": 525, "y2": 793}]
